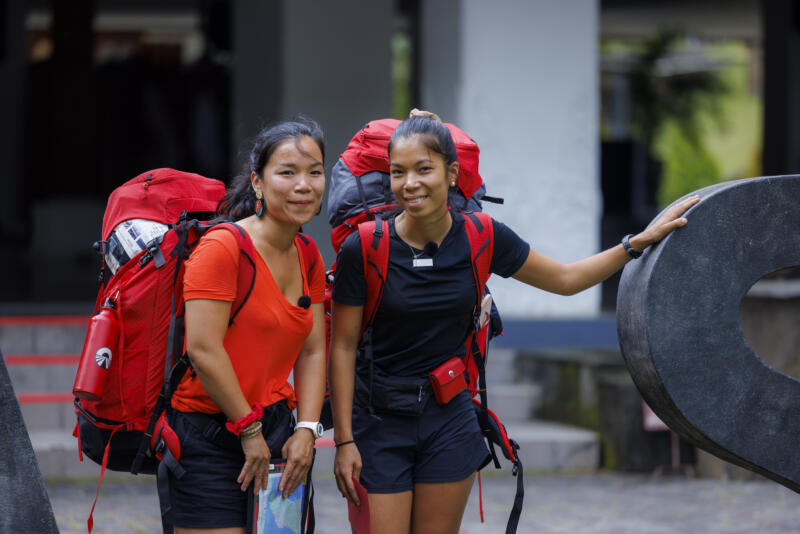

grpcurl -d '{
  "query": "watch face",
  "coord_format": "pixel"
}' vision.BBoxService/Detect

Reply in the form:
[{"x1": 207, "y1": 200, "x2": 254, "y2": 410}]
[{"x1": 316, "y1": 423, "x2": 324, "y2": 437}]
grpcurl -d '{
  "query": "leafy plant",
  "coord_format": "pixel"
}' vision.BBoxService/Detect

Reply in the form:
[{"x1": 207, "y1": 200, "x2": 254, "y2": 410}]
[{"x1": 628, "y1": 33, "x2": 729, "y2": 149}]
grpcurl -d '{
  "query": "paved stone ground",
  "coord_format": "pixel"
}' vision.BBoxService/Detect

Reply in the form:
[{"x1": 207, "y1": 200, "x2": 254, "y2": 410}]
[{"x1": 48, "y1": 471, "x2": 800, "y2": 534}]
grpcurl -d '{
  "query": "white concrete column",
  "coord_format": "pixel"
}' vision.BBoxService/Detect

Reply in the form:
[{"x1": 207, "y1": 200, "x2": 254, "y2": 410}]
[{"x1": 421, "y1": 0, "x2": 601, "y2": 318}]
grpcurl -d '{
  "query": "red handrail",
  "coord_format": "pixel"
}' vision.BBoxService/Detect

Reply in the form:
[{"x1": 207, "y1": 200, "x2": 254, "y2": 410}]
[
  {"x1": 0, "y1": 315, "x2": 87, "y2": 326},
  {"x1": 5, "y1": 354, "x2": 80, "y2": 366}
]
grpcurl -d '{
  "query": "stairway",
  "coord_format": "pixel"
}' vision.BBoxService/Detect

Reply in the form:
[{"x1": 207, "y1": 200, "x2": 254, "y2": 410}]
[
  {"x1": 0, "y1": 317, "x2": 102, "y2": 479},
  {"x1": 1, "y1": 317, "x2": 598, "y2": 479}
]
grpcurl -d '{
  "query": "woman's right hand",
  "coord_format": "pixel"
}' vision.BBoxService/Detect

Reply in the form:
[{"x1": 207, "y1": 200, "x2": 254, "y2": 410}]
[
  {"x1": 238, "y1": 433, "x2": 271, "y2": 493},
  {"x1": 334, "y1": 442, "x2": 363, "y2": 506}
]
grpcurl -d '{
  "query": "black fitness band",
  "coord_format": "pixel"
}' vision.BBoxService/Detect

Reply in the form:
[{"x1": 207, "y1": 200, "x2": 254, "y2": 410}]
[{"x1": 334, "y1": 440, "x2": 355, "y2": 448}]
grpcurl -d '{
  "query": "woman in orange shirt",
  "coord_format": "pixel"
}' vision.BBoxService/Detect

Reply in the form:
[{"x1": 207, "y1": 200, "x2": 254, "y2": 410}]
[{"x1": 167, "y1": 119, "x2": 327, "y2": 532}]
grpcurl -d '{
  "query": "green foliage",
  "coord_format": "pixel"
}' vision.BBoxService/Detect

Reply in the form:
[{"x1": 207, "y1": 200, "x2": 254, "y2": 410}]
[
  {"x1": 628, "y1": 34, "x2": 729, "y2": 147},
  {"x1": 651, "y1": 40, "x2": 762, "y2": 204},
  {"x1": 605, "y1": 34, "x2": 762, "y2": 206},
  {"x1": 654, "y1": 121, "x2": 721, "y2": 205}
]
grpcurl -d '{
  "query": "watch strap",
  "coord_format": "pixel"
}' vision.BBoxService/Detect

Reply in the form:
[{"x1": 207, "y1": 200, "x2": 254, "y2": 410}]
[
  {"x1": 622, "y1": 234, "x2": 642, "y2": 259},
  {"x1": 296, "y1": 421, "x2": 323, "y2": 439}
]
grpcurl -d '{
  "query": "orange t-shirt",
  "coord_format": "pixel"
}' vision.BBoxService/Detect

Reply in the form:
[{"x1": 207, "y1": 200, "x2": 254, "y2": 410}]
[{"x1": 171, "y1": 229, "x2": 325, "y2": 414}]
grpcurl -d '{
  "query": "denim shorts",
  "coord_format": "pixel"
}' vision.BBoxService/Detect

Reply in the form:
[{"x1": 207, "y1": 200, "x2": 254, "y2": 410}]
[
  {"x1": 166, "y1": 401, "x2": 294, "y2": 528},
  {"x1": 353, "y1": 389, "x2": 489, "y2": 493}
]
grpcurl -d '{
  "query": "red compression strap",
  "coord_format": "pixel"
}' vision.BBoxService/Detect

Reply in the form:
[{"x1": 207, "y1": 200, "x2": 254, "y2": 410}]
[
  {"x1": 478, "y1": 470, "x2": 485, "y2": 523},
  {"x1": 72, "y1": 417, "x2": 84, "y2": 462},
  {"x1": 225, "y1": 403, "x2": 263, "y2": 436},
  {"x1": 87, "y1": 425, "x2": 124, "y2": 533}
]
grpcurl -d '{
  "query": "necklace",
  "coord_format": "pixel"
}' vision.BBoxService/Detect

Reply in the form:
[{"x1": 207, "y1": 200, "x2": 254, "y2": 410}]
[
  {"x1": 396, "y1": 216, "x2": 434, "y2": 268},
  {"x1": 407, "y1": 242, "x2": 433, "y2": 268}
]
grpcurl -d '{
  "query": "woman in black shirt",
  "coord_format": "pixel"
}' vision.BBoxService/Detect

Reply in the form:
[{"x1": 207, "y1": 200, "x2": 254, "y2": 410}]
[{"x1": 329, "y1": 110, "x2": 699, "y2": 533}]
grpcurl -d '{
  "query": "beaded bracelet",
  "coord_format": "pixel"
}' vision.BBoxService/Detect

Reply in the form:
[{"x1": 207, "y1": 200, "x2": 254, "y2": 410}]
[{"x1": 225, "y1": 403, "x2": 264, "y2": 437}]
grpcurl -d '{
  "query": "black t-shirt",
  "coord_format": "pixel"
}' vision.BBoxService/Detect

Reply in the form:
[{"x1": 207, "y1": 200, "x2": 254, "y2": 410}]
[{"x1": 333, "y1": 213, "x2": 530, "y2": 378}]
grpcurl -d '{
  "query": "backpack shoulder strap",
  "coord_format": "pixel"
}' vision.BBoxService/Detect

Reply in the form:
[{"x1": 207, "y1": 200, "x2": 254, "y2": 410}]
[
  {"x1": 356, "y1": 213, "x2": 390, "y2": 417},
  {"x1": 294, "y1": 232, "x2": 319, "y2": 291},
  {"x1": 461, "y1": 211, "x2": 494, "y2": 305},
  {"x1": 136, "y1": 219, "x2": 255, "y2": 475},
  {"x1": 205, "y1": 222, "x2": 258, "y2": 325},
  {"x1": 460, "y1": 211, "x2": 499, "y2": 465},
  {"x1": 357, "y1": 214, "x2": 390, "y2": 332}
]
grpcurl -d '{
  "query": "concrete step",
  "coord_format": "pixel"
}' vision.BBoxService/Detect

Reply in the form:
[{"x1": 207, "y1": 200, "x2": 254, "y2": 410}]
[
  {"x1": 21, "y1": 400, "x2": 76, "y2": 433},
  {"x1": 30, "y1": 430, "x2": 103, "y2": 480},
  {"x1": 485, "y1": 383, "x2": 542, "y2": 422},
  {"x1": 6, "y1": 360, "x2": 78, "y2": 395},
  {"x1": 0, "y1": 322, "x2": 87, "y2": 355},
  {"x1": 503, "y1": 419, "x2": 599, "y2": 472},
  {"x1": 484, "y1": 348, "x2": 517, "y2": 385},
  {"x1": 2, "y1": 318, "x2": 88, "y2": 434},
  {"x1": 4, "y1": 355, "x2": 78, "y2": 432}
]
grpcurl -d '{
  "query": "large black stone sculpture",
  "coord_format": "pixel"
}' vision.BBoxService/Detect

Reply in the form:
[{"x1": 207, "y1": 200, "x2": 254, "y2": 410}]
[
  {"x1": 0, "y1": 350, "x2": 59, "y2": 532},
  {"x1": 617, "y1": 175, "x2": 800, "y2": 491}
]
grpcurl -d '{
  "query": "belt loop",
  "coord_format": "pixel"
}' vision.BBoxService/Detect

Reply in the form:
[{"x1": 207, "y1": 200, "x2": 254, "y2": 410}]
[{"x1": 203, "y1": 420, "x2": 222, "y2": 443}]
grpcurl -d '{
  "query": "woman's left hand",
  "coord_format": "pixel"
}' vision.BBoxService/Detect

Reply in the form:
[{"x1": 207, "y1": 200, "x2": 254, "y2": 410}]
[
  {"x1": 278, "y1": 428, "x2": 315, "y2": 498},
  {"x1": 630, "y1": 194, "x2": 700, "y2": 251}
]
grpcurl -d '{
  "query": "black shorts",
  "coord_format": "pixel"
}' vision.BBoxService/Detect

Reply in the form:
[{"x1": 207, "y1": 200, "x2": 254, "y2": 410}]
[
  {"x1": 166, "y1": 401, "x2": 295, "y2": 528},
  {"x1": 353, "y1": 389, "x2": 489, "y2": 493}
]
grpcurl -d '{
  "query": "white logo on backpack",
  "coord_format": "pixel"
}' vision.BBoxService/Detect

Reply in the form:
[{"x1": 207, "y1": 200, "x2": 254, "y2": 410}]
[{"x1": 94, "y1": 347, "x2": 112, "y2": 369}]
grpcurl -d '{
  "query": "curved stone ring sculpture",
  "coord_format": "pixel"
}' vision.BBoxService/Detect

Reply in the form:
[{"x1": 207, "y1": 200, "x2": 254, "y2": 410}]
[{"x1": 617, "y1": 175, "x2": 800, "y2": 492}]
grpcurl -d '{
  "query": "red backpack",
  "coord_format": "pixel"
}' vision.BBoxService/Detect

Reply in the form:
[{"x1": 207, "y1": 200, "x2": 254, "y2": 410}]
[
  {"x1": 72, "y1": 168, "x2": 319, "y2": 532},
  {"x1": 325, "y1": 120, "x2": 522, "y2": 533},
  {"x1": 323, "y1": 118, "x2": 502, "y2": 386},
  {"x1": 327, "y1": 118, "x2": 501, "y2": 253}
]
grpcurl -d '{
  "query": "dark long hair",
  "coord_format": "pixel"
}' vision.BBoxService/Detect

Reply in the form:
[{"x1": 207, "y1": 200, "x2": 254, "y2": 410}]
[
  {"x1": 217, "y1": 118, "x2": 325, "y2": 220},
  {"x1": 387, "y1": 116, "x2": 458, "y2": 168}
]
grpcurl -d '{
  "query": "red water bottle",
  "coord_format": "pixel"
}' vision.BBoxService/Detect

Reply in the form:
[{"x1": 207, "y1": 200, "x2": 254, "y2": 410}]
[{"x1": 73, "y1": 297, "x2": 120, "y2": 401}]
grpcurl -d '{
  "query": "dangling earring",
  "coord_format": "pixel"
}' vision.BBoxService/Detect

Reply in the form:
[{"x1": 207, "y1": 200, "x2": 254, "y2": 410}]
[{"x1": 254, "y1": 190, "x2": 265, "y2": 217}]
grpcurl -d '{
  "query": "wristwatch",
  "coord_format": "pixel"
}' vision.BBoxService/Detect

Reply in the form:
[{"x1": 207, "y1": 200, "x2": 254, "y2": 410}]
[
  {"x1": 622, "y1": 234, "x2": 642, "y2": 259},
  {"x1": 296, "y1": 421, "x2": 324, "y2": 439}
]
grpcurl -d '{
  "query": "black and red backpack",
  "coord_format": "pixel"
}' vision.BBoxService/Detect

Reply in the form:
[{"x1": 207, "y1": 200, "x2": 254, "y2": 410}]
[
  {"x1": 72, "y1": 168, "x2": 319, "y2": 532},
  {"x1": 326, "y1": 119, "x2": 523, "y2": 533}
]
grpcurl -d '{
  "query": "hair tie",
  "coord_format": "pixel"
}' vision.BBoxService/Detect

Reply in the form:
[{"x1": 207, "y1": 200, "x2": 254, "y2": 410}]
[{"x1": 409, "y1": 108, "x2": 442, "y2": 122}]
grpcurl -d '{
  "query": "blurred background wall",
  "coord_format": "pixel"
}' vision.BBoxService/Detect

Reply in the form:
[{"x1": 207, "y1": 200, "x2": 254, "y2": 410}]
[
  {"x1": 2, "y1": 0, "x2": 796, "y2": 318},
  {"x1": 421, "y1": 0, "x2": 601, "y2": 317}
]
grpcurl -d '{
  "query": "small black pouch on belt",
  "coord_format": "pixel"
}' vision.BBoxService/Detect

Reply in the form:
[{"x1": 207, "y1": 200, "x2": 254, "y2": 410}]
[{"x1": 354, "y1": 370, "x2": 430, "y2": 416}]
